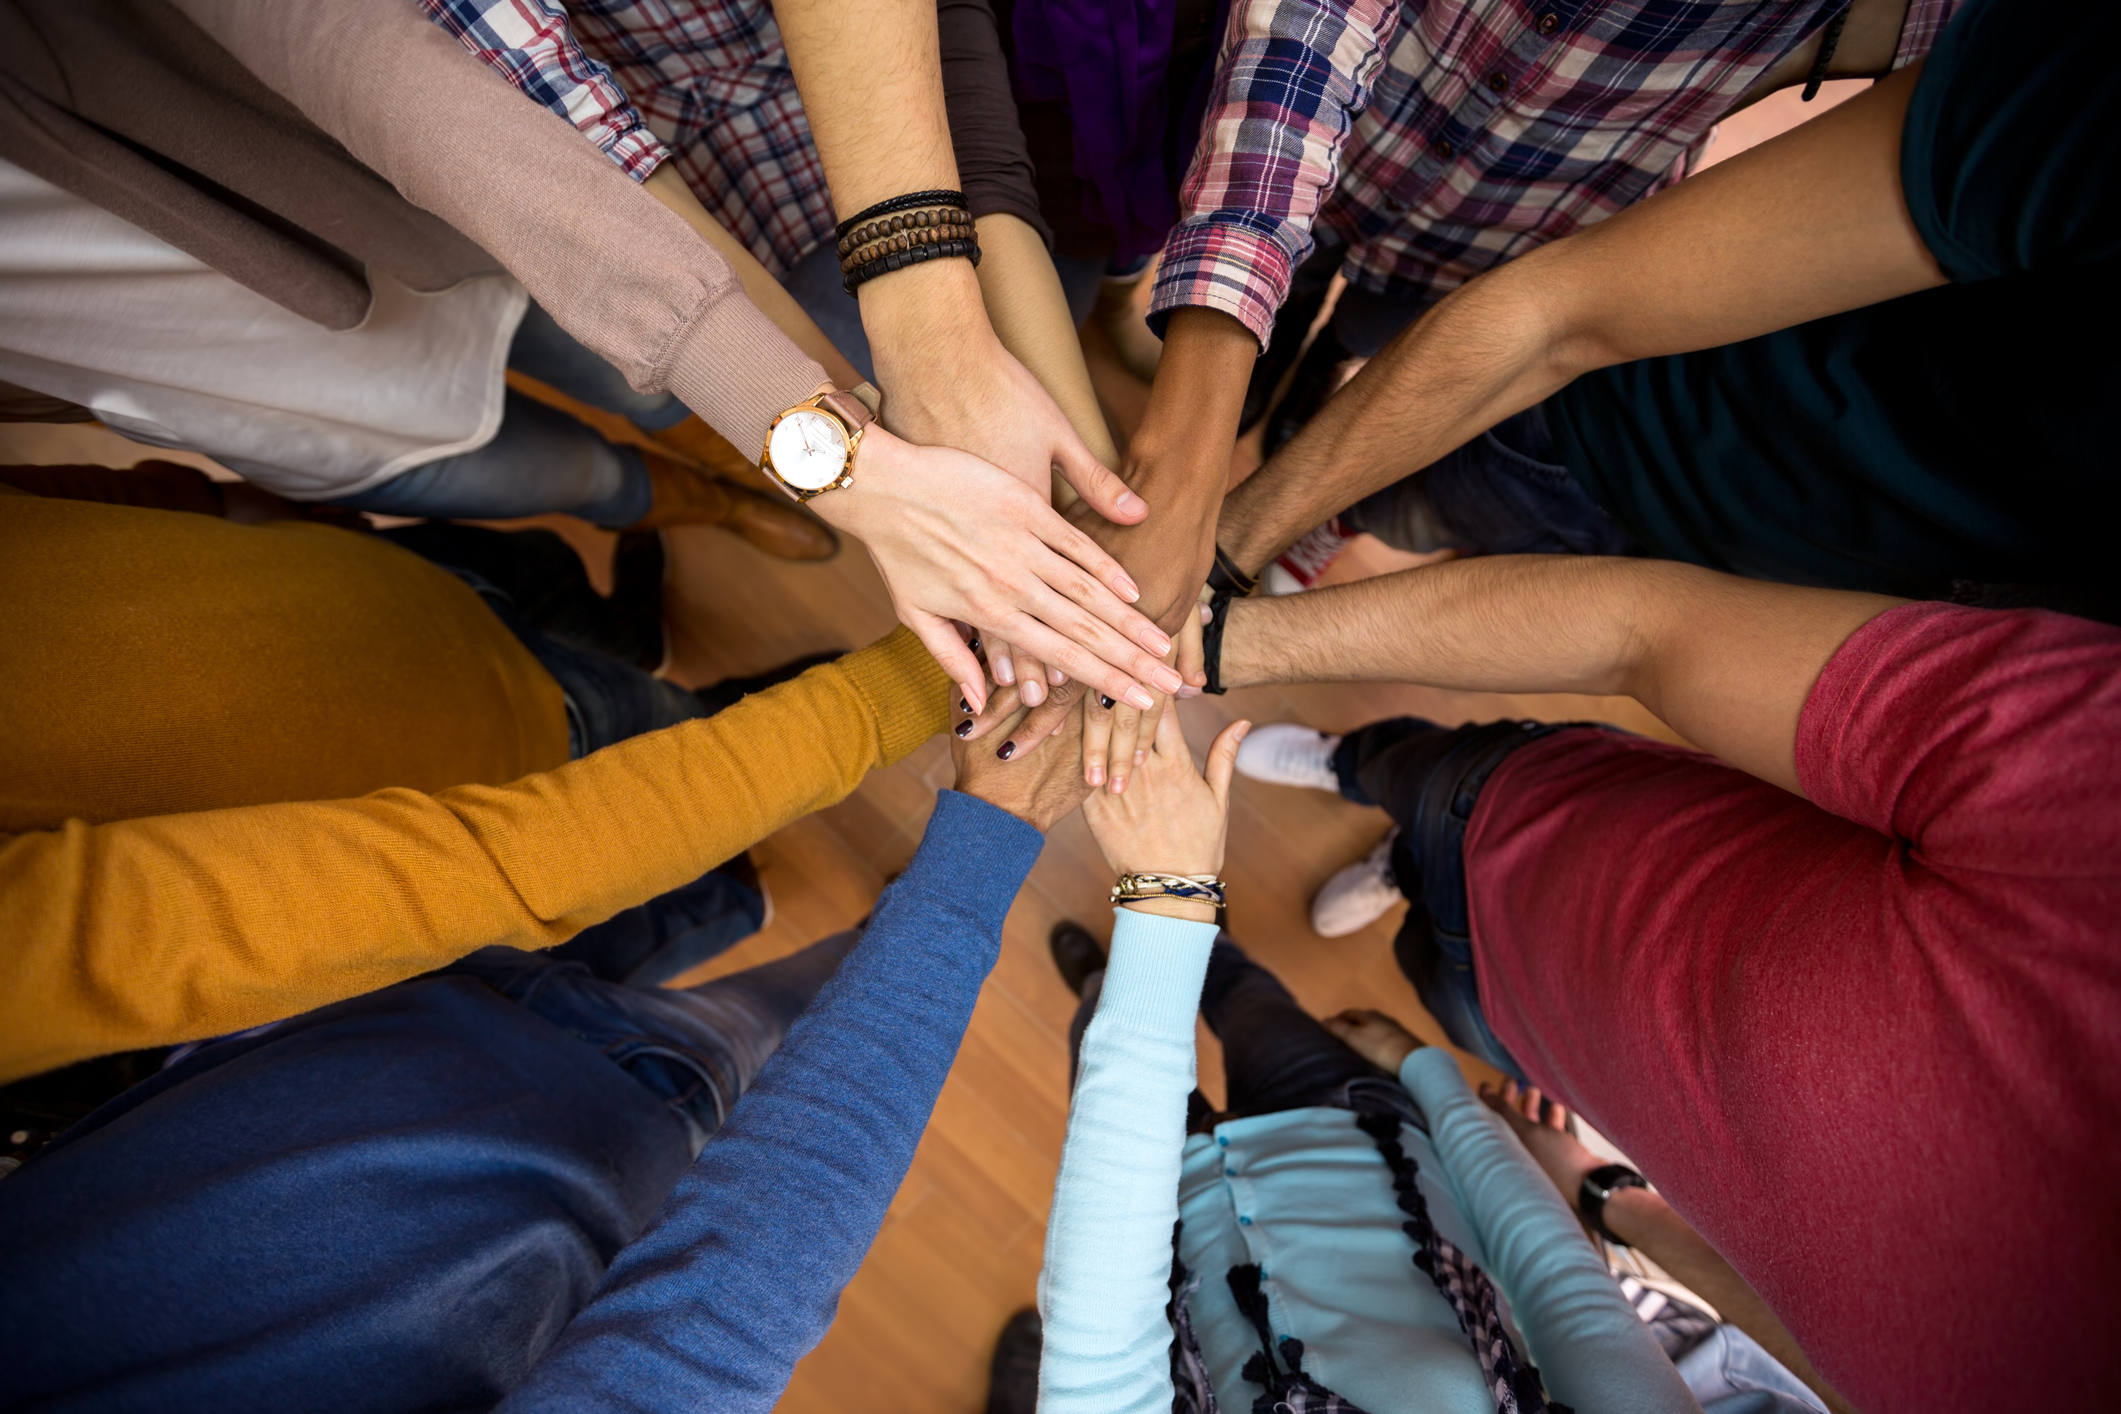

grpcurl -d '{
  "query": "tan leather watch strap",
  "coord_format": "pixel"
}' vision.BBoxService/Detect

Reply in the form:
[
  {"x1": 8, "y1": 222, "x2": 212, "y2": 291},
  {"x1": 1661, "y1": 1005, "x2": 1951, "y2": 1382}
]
[{"x1": 817, "y1": 388, "x2": 875, "y2": 431}]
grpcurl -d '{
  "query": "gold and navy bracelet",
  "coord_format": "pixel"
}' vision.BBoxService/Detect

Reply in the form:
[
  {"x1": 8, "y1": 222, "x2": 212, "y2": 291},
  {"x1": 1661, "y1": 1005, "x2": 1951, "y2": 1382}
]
[{"x1": 1111, "y1": 872, "x2": 1226, "y2": 907}]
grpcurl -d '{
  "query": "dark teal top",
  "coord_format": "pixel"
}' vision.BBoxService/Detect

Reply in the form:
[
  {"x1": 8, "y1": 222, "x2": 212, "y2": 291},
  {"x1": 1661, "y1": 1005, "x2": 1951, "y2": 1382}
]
[{"x1": 1549, "y1": 0, "x2": 2119, "y2": 608}]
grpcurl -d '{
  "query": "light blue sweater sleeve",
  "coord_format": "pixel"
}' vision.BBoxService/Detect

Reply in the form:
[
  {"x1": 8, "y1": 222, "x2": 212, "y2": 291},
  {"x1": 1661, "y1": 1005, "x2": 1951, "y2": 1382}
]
[
  {"x1": 1035, "y1": 908, "x2": 1219, "y2": 1414},
  {"x1": 1399, "y1": 1049, "x2": 1704, "y2": 1414}
]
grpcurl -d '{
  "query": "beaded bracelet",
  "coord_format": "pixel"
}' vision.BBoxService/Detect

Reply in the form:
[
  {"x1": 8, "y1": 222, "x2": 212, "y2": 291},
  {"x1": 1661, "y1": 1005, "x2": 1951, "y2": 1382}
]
[
  {"x1": 839, "y1": 214, "x2": 978, "y2": 276},
  {"x1": 836, "y1": 204, "x2": 973, "y2": 261},
  {"x1": 834, "y1": 188, "x2": 968, "y2": 244},
  {"x1": 1111, "y1": 872, "x2": 1226, "y2": 907},
  {"x1": 842, "y1": 235, "x2": 982, "y2": 295}
]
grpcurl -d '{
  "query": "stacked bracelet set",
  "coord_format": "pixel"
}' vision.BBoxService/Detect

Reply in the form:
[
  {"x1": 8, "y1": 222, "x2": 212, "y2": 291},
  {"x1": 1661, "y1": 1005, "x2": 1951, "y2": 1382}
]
[
  {"x1": 836, "y1": 189, "x2": 981, "y2": 295},
  {"x1": 1111, "y1": 872, "x2": 1226, "y2": 908}
]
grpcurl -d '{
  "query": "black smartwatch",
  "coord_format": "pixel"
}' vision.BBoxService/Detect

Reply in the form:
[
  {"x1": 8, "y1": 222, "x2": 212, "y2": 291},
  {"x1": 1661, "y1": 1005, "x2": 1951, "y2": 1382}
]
[{"x1": 1577, "y1": 1163, "x2": 1649, "y2": 1244}]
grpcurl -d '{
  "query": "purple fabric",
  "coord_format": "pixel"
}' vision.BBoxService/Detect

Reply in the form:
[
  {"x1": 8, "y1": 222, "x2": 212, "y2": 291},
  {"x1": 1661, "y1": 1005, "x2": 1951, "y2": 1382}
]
[{"x1": 1013, "y1": 0, "x2": 1180, "y2": 262}]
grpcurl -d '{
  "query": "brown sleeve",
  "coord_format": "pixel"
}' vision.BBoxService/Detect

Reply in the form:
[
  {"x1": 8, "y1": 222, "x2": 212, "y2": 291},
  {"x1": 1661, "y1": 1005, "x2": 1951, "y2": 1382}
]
[{"x1": 938, "y1": 0, "x2": 1052, "y2": 248}]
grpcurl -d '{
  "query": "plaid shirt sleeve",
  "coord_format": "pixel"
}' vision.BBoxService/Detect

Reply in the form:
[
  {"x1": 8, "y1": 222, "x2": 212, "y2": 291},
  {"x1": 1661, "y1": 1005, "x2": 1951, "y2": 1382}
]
[
  {"x1": 418, "y1": 0, "x2": 668, "y2": 181},
  {"x1": 1148, "y1": 0, "x2": 1401, "y2": 345},
  {"x1": 1893, "y1": 0, "x2": 1961, "y2": 67}
]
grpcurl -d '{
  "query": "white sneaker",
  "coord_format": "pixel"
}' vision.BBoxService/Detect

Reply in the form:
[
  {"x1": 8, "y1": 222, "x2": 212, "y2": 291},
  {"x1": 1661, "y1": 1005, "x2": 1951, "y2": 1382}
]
[
  {"x1": 1235, "y1": 723, "x2": 1343, "y2": 792},
  {"x1": 1311, "y1": 829, "x2": 1402, "y2": 938}
]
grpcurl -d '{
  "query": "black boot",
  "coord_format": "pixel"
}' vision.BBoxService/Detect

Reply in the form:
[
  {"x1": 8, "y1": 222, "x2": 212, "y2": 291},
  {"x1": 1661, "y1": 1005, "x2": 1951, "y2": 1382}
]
[
  {"x1": 1264, "y1": 322, "x2": 1356, "y2": 457},
  {"x1": 1048, "y1": 921, "x2": 1107, "y2": 998},
  {"x1": 985, "y1": 1308, "x2": 1042, "y2": 1414}
]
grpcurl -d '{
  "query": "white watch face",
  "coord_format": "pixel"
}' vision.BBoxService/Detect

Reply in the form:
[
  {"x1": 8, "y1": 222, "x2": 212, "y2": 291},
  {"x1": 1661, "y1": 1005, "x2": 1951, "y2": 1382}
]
[{"x1": 768, "y1": 408, "x2": 850, "y2": 491}]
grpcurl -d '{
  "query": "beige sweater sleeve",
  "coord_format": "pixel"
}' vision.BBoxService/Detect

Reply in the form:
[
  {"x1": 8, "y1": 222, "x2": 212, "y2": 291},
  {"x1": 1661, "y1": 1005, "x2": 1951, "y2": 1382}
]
[
  {"x1": 168, "y1": 0, "x2": 828, "y2": 458},
  {"x1": 0, "y1": 629, "x2": 949, "y2": 1085}
]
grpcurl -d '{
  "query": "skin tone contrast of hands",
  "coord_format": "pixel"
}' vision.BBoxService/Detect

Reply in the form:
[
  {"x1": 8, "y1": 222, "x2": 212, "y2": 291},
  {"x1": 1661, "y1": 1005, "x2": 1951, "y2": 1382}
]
[
  {"x1": 949, "y1": 690, "x2": 1096, "y2": 833},
  {"x1": 1080, "y1": 707, "x2": 1250, "y2": 925}
]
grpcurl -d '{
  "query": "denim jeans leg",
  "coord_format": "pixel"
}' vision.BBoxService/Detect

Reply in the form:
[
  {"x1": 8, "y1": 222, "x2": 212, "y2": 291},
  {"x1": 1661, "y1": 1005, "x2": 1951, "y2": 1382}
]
[
  {"x1": 1200, "y1": 937, "x2": 1389, "y2": 1116},
  {"x1": 671, "y1": 928, "x2": 865, "y2": 1100},
  {"x1": 778, "y1": 244, "x2": 878, "y2": 386},
  {"x1": 513, "y1": 627, "x2": 706, "y2": 756},
  {"x1": 507, "y1": 300, "x2": 693, "y2": 431},
  {"x1": 550, "y1": 862, "x2": 768, "y2": 987},
  {"x1": 331, "y1": 388, "x2": 653, "y2": 526}
]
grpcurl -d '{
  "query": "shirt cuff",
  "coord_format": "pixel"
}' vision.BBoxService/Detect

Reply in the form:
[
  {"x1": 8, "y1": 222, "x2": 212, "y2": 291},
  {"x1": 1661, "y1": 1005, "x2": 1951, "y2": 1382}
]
[
  {"x1": 1148, "y1": 221, "x2": 1291, "y2": 348},
  {"x1": 599, "y1": 124, "x2": 669, "y2": 182},
  {"x1": 1097, "y1": 909, "x2": 1220, "y2": 1035},
  {"x1": 838, "y1": 626, "x2": 954, "y2": 764}
]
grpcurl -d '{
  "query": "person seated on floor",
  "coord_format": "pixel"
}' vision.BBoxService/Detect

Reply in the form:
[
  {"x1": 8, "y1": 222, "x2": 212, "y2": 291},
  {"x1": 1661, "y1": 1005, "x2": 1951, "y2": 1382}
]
[
  {"x1": 0, "y1": 465, "x2": 957, "y2": 1083},
  {"x1": 1020, "y1": 706, "x2": 1837, "y2": 1414},
  {"x1": 0, "y1": 699, "x2": 1090, "y2": 1414},
  {"x1": 1208, "y1": 0, "x2": 2116, "y2": 621},
  {"x1": 1192, "y1": 549, "x2": 2121, "y2": 1410},
  {"x1": 0, "y1": 0, "x2": 1177, "y2": 712}
]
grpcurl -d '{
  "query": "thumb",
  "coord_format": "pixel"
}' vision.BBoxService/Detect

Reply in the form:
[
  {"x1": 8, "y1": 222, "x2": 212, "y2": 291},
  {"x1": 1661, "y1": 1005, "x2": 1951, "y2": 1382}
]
[
  {"x1": 1052, "y1": 432, "x2": 1147, "y2": 525},
  {"x1": 1204, "y1": 719, "x2": 1250, "y2": 808},
  {"x1": 907, "y1": 610, "x2": 990, "y2": 717}
]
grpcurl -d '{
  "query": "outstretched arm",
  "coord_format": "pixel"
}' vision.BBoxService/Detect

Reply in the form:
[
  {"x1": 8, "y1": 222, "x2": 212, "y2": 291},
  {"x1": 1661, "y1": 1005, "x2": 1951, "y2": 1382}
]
[
  {"x1": 1216, "y1": 61, "x2": 1945, "y2": 577},
  {"x1": 1216, "y1": 555, "x2": 1902, "y2": 795}
]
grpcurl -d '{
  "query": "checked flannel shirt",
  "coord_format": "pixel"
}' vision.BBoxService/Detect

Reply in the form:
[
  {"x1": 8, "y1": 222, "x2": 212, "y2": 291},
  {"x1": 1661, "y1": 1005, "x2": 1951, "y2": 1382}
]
[
  {"x1": 421, "y1": 0, "x2": 833, "y2": 276},
  {"x1": 1151, "y1": 0, "x2": 1958, "y2": 346}
]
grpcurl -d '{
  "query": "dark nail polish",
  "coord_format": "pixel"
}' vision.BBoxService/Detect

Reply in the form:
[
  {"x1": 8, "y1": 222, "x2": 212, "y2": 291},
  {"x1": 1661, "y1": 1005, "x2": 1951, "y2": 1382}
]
[
  {"x1": 1099, "y1": 694, "x2": 1115, "y2": 709},
  {"x1": 955, "y1": 720, "x2": 973, "y2": 738},
  {"x1": 967, "y1": 636, "x2": 982, "y2": 653},
  {"x1": 958, "y1": 697, "x2": 970, "y2": 713},
  {"x1": 996, "y1": 741, "x2": 1015, "y2": 761}
]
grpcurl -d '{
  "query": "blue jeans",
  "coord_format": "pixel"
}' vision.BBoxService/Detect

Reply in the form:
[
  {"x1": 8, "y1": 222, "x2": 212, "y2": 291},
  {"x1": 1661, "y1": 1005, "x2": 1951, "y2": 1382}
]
[
  {"x1": 1334, "y1": 717, "x2": 1610, "y2": 1081},
  {"x1": 333, "y1": 303, "x2": 678, "y2": 526},
  {"x1": 1341, "y1": 404, "x2": 1640, "y2": 559}
]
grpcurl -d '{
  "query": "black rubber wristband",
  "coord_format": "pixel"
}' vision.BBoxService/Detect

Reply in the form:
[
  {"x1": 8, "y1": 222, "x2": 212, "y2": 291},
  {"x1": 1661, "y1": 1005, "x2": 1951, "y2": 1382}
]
[
  {"x1": 1207, "y1": 543, "x2": 1257, "y2": 598},
  {"x1": 1577, "y1": 1163, "x2": 1649, "y2": 1245},
  {"x1": 834, "y1": 189, "x2": 970, "y2": 243},
  {"x1": 842, "y1": 237, "x2": 983, "y2": 296},
  {"x1": 1201, "y1": 587, "x2": 1233, "y2": 695}
]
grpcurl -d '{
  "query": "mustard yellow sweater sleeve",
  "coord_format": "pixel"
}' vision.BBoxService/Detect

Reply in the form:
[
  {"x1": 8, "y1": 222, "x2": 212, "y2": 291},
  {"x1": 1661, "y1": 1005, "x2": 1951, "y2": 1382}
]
[{"x1": 0, "y1": 628, "x2": 949, "y2": 1083}]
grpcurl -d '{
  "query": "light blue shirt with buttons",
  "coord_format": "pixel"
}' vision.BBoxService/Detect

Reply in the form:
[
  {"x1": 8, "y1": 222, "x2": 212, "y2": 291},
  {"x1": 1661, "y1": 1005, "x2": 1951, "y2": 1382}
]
[{"x1": 1035, "y1": 909, "x2": 1705, "y2": 1414}]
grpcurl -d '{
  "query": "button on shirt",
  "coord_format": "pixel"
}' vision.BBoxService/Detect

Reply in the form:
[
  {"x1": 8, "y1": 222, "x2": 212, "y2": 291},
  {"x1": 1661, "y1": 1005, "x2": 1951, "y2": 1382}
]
[{"x1": 1153, "y1": 0, "x2": 1959, "y2": 345}]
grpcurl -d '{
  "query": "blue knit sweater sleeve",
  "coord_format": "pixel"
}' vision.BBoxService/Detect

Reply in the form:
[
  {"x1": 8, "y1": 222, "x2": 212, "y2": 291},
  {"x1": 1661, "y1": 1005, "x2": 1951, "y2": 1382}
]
[{"x1": 499, "y1": 790, "x2": 1045, "y2": 1414}]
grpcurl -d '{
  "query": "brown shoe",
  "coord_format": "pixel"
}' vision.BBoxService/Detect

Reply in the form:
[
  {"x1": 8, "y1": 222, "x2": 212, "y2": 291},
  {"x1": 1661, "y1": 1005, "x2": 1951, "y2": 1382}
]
[
  {"x1": 645, "y1": 414, "x2": 779, "y2": 495},
  {"x1": 634, "y1": 452, "x2": 839, "y2": 560}
]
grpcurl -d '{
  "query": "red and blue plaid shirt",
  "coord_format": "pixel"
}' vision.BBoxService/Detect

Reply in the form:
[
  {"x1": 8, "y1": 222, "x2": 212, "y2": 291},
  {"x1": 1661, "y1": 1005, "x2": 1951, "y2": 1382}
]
[
  {"x1": 1151, "y1": 0, "x2": 1958, "y2": 345},
  {"x1": 422, "y1": 0, "x2": 834, "y2": 276}
]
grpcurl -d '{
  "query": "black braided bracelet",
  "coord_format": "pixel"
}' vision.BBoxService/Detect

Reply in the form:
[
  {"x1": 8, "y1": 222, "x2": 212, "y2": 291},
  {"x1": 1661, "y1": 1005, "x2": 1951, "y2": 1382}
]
[
  {"x1": 1201, "y1": 586, "x2": 1233, "y2": 695},
  {"x1": 842, "y1": 236, "x2": 982, "y2": 295},
  {"x1": 1207, "y1": 543, "x2": 1257, "y2": 598},
  {"x1": 833, "y1": 189, "x2": 969, "y2": 244},
  {"x1": 1800, "y1": 4, "x2": 1850, "y2": 101}
]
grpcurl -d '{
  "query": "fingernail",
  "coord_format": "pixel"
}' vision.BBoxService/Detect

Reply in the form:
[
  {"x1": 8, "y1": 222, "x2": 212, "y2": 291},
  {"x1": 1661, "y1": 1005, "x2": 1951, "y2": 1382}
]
[
  {"x1": 958, "y1": 680, "x2": 985, "y2": 715},
  {"x1": 958, "y1": 697, "x2": 970, "y2": 714},
  {"x1": 1087, "y1": 764, "x2": 1104, "y2": 785},
  {"x1": 1134, "y1": 750, "x2": 1147, "y2": 765},
  {"x1": 1200, "y1": 603, "x2": 1212, "y2": 625},
  {"x1": 1152, "y1": 666, "x2": 1184, "y2": 693},
  {"x1": 1114, "y1": 490, "x2": 1144, "y2": 516},
  {"x1": 993, "y1": 656, "x2": 1015, "y2": 686},
  {"x1": 996, "y1": 741, "x2": 1016, "y2": 761},
  {"x1": 1142, "y1": 631, "x2": 1172, "y2": 655},
  {"x1": 1049, "y1": 667, "x2": 1066, "y2": 686},
  {"x1": 955, "y1": 720, "x2": 973, "y2": 738},
  {"x1": 1115, "y1": 573, "x2": 1141, "y2": 602},
  {"x1": 1022, "y1": 679, "x2": 1044, "y2": 706},
  {"x1": 1110, "y1": 776, "x2": 1126, "y2": 794},
  {"x1": 967, "y1": 635, "x2": 982, "y2": 653},
  {"x1": 1098, "y1": 694, "x2": 1115, "y2": 709},
  {"x1": 1124, "y1": 686, "x2": 1156, "y2": 710},
  {"x1": 1177, "y1": 685, "x2": 1201, "y2": 699}
]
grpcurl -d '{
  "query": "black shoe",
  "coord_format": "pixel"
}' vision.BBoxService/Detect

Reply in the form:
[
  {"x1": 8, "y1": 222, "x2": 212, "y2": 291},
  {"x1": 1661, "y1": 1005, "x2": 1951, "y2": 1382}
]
[
  {"x1": 606, "y1": 529, "x2": 668, "y2": 672},
  {"x1": 1048, "y1": 920, "x2": 1107, "y2": 998},
  {"x1": 1238, "y1": 240, "x2": 1344, "y2": 435},
  {"x1": 985, "y1": 1308, "x2": 1041, "y2": 1414},
  {"x1": 693, "y1": 649, "x2": 846, "y2": 715}
]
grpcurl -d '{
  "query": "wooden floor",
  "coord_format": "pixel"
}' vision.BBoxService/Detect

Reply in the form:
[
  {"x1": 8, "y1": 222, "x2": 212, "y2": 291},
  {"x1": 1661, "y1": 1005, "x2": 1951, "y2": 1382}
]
[{"x1": 0, "y1": 89, "x2": 1865, "y2": 1400}]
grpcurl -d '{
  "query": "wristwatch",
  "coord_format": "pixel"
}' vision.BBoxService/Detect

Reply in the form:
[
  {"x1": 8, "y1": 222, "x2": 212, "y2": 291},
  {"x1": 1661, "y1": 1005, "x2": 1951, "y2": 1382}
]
[
  {"x1": 760, "y1": 387, "x2": 876, "y2": 502},
  {"x1": 1577, "y1": 1163, "x2": 1649, "y2": 1245}
]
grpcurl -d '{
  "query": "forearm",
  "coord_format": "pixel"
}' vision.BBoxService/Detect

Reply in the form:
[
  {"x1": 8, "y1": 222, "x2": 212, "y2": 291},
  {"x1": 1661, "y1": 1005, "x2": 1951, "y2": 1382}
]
[
  {"x1": 1218, "y1": 63, "x2": 1945, "y2": 575},
  {"x1": 1219, "y1": 557, "x2": 1898, "y2": 793},
  {"x1": 645, "y1": 168, "x2": 862, "y2": 390},
  {"x1": 1602, "y1": 1190, "x2": 1854, "y2": 1414},
  {"x1": 977, "y1": 215, "x2": 1120, "y2": 468},
  {"x1": 0, "y1": 630, "x2": 948, "y2": 1082},
  {"x1": 1038, "y1": 909, "x2": 1218, "y2": 1414},
  {"x1": 502, "y1": 791, "x2": 1045, "y2": 1414}
]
